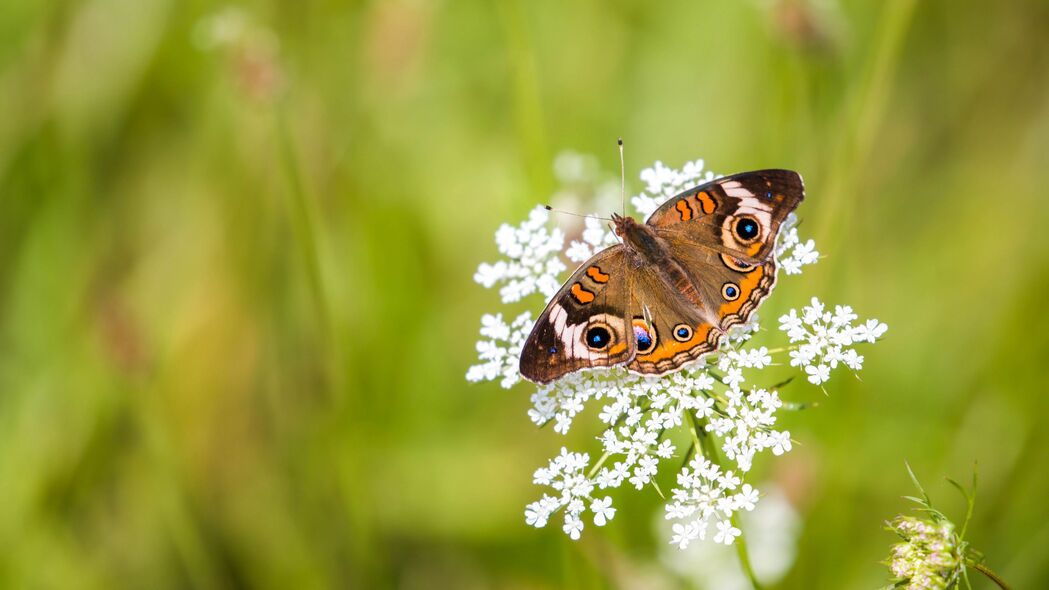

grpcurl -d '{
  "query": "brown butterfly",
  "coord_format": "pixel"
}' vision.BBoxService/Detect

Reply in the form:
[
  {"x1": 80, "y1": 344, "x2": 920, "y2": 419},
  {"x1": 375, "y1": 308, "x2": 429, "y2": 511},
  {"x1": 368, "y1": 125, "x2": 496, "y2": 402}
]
[{"x1": 519, "y1": 170, "x2": 804, "y2": 384}]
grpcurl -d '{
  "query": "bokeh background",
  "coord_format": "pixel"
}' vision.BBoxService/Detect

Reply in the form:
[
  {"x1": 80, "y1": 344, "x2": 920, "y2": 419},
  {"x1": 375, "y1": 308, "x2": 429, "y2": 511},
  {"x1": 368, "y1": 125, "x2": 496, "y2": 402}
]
[{"x1": 1, "y1": 0, "x2": 1048, "y2": 588}]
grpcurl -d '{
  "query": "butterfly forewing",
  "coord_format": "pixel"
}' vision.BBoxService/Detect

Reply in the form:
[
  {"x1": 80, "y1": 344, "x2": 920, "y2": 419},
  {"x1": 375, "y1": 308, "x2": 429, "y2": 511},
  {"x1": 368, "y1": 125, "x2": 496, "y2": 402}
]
[
  {"x1": 519, "y1": 246, "x2": 634, "y2": 384},
  {"x1": 646, "y1": 169, "x2": 803, "y2": 263},
  {"x1": 643, "y1": 170, "x2": 801, "y2": 334}
]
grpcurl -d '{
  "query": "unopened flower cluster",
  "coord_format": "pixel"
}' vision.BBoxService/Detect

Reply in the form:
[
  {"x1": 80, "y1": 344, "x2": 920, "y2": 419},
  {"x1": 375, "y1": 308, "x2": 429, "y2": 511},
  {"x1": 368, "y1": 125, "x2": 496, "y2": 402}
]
[
  {"x1": 886, "y1": 517, "x2": 962, "y2": 589},
  {"x1": 468, "y1": 154, "x2": 887, "y2": 549}
]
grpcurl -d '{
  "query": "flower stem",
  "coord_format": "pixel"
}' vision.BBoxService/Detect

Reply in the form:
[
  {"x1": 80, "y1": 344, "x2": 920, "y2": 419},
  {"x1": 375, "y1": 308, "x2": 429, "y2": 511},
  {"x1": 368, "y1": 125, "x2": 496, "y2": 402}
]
[
  {"x1": 970, "y1": 562, "x2": 1010, "y2": 590},
  {"x1": 586, "y1": 449, "x2": 612, "y2": 480},
  {"x1": 730, "y1": 512, "x2": 762, "y2": 590},
  {"x1": 687, "y1": 410, "x2": 764, "y2": 590}
]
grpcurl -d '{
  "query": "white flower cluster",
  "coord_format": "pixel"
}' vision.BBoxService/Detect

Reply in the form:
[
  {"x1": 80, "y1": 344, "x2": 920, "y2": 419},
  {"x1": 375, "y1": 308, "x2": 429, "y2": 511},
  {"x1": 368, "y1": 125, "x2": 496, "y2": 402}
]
[
  {"x1": 660, "y1": 485, "x2": 801, "y2": 589},
  {"x1": 468, "y1": 155, "x2": 888, "y2": 549},
  {"x1": 465, "y1": 312, "x2": 533, "y2": 388},
  {"x1": 667, "y1": 455, "x2": 756, "y2": 548},
  {"x1": 705, "y1": 386, "x2": 789, "y2": 473},
  {"x1": 774, "y1": 216, "x2": 820, "y2": 275},
  {"x1": 524, "y1": 448, "x2": 616, "y2": 539},
  {"x1": 473, "y1": 206, "x2": 566, "y2": 303},
  {"x1": 779, "y1": 298, "x2": 888, "y2": 385},
  {"x1": 635, "y1": 159, "x2": 717, "y2": 210}
]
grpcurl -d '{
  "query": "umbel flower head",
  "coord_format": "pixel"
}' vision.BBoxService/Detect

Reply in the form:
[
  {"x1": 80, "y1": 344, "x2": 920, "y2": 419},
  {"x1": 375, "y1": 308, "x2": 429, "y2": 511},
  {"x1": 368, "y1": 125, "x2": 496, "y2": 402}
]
[
  {"x1": 886, "y1": 516, "x2": 961, "y2": 589},
  {"x1": 469, "y1": 153, "x2": 887, "y2": 549},
  {"x1": 881, "y1": 466, "x2": 1009, "y2": 590}
]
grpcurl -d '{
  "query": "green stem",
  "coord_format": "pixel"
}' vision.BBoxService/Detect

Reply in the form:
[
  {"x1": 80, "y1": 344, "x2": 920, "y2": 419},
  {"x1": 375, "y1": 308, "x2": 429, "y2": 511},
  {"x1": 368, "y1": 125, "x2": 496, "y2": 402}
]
[
  {"x1": 586, "y1": 449, "x2": 612, "y2": 480},
  {"x1": 684, "y1": 408, "x2": 703, "y2": 454},
  {"x1": 274, "y1": 105, "x2": 346, "y2": 404},
  {"x1": 275, "y1": 107, "x2": 331, "y2": 340},
  {"x1": 970, "y1": 562, "x2": 1010, "y2": 590},
  {"x1": 687, "y1": 411, "x2": 764, "y2": 590},
  {"x1": 730, "y1": 512, "x2": 762, "y2": 590}
]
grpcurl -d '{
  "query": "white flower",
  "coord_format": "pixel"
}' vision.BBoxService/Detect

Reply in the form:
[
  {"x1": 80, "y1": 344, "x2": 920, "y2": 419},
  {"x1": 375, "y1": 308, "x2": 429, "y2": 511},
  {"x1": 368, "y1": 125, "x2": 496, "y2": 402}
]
[
  {"x1": 591, "y1": 496, "x2": 616, "y2": 526},
  {"x1": 671, "y1": 522, "x2": 700, "y2": 549},
  {"x1": 564, "y1": 240, "x2": 595, "y2": 263},
  {"x1": 806, "y1": 364, "x2": 831, "y2": 385},
  {"x1": 736, "y1": 484, "x2": 759, "y2": 511},
  {"x1": 854, "y1": 319, "x2": 889, "y2": 343},
  {"x1": 724, "y1": 368, "x2": 745, "y2": 388},
  {"x1": 842, "y1": 349, "x2": 864, "y2": 371},
  {"x1": 563, "y1": 515, "x2": 584, "y2": 540},
  {"x1": 525, "y1": 501, "x2": 549, "y2": 527},
  {"x1": 714, "y1": 520, "x2": 741, "y2": 545},
  {"x1": 771, "y1": 431, "x2": 792, "y2": 456}
]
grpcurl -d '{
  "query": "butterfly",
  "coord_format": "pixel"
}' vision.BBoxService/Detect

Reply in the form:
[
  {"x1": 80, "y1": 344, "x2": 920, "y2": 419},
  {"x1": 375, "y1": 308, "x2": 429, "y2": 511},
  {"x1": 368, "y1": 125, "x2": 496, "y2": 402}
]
[{"x1": 519, "y1": 170, "x2": 804, "y2": 384}]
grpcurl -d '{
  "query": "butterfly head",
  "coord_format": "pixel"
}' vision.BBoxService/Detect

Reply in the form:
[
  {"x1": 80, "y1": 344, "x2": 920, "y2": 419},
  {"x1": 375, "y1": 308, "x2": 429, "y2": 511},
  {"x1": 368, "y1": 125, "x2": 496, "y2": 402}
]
[
  {"x1": 611, "y1": 212, "x2": 664, "y2": 261},
  {"x1": 611, "y1": 212, "x2": 636, "y2": 237}
]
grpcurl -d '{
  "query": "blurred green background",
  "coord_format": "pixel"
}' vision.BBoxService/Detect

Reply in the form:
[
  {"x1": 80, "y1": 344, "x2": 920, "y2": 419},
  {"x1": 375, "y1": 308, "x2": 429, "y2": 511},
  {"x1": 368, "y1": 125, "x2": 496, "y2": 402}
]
[{"x1": 1, "y1": 0, "x2": 1048, "y2": 588}]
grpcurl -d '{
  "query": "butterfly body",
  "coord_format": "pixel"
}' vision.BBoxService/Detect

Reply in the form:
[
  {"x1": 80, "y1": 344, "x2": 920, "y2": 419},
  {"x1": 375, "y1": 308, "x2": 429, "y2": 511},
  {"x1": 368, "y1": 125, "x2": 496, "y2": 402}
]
[
  {"x1": 612, "y1": 214, "x2": 707, "y2": 310},
  {"x1": 519, "y1": 170, "x2": 804, "y2": 384}
]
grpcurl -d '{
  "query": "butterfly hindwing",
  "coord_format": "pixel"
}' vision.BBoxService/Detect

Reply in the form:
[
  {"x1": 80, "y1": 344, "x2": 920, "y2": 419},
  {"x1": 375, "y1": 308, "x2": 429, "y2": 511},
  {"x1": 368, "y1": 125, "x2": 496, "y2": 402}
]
[
  {"x1": 625, "y1": 263, "x2": 722, "y2": 376},
  {"x1": 519, "y1": 246, "x2": 634, "y2": 384}
]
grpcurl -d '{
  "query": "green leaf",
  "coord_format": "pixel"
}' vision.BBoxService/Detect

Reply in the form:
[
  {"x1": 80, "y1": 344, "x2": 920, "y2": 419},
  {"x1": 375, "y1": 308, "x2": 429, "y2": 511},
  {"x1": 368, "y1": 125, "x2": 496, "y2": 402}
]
[
  {"x1": 902, "y1": 495, "x2": 929, "y2": 507},
  {"x1": 905, "y1": 461, "x2": 933, "y2": 507}
]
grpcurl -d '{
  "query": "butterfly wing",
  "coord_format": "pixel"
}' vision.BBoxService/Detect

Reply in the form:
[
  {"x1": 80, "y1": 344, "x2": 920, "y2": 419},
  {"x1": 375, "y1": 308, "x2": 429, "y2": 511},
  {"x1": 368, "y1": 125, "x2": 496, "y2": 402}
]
[
  {"x1": 624, "y1": 263, "x2": 722, "y2": 376},
  {"x1": 646, "y1": 169, "x2": 803, "y2": 262},
  {"x1": 626, "y1": 170, "x2": 804, "y2": 374},
  {"x1": 519, "y1": 245, "x2": 634, "y2": 384}
]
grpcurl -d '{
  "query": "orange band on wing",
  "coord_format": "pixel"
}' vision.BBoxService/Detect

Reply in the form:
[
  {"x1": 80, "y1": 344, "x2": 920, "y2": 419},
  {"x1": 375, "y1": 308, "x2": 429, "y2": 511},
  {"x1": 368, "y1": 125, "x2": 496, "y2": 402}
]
[
  {"x1": 635, "y1": 323, "x2": 713, "y2": 363},
  {"x1": 675, "y1": 199, "x2": 693, "y2": 221},
  {"x1": 586, "y1": 266, "x2": 610, "y2": 283},
  {"x1": 571, "y1": 283, "x2": 595, "y2": 304},
  {"x1": 719, "y1": 266, "x2": 764, "y2": 316},
  {"x1": 695, "y1": 191, "x2": 716, "y2": 214}
]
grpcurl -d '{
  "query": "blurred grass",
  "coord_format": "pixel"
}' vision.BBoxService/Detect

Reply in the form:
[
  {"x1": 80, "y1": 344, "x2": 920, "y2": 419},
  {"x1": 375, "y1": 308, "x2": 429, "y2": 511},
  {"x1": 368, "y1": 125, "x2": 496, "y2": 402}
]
[{"x1": 1, "y1": 0, "x2": 1048, "y2": 588}]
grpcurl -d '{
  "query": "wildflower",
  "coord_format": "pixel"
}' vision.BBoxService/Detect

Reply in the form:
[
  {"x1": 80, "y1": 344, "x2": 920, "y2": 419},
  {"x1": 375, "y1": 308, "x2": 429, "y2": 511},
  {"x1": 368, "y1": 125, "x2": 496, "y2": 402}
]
[
  {"x1": 883, "y1": 466, "x2": 1010, "y2": 590},
  {"x1": 473, "y1": 206, "x2": 566, "y2": 303},
  {"x1": 661, "y1": 484, "x2": 801, "y2": 589},
  {"x1": 470, "y1": 154, "x2": 888, "y2": 552},
  {"x1": 779, "y1": 296, "x2": 886, "y2": 381},
  {"x1": 591, "y1": 496, "x2": 616, "y2": 526},
  {"x1": 715, "y1": 520, "x2": 742, "y2": 545},
  {"x1": 887, "y1": 516, "x2": 960, "y2": 587}
]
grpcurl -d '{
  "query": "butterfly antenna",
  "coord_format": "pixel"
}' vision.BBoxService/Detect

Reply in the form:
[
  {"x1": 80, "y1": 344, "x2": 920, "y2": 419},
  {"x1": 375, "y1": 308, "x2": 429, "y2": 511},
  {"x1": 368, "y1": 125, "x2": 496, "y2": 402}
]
[
  {"x1": 618, "y1": 137, "x2": 626, "y2": 216},
  {"x1": 542, "y1": 205, "x2": 612, "y2": 222}
]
